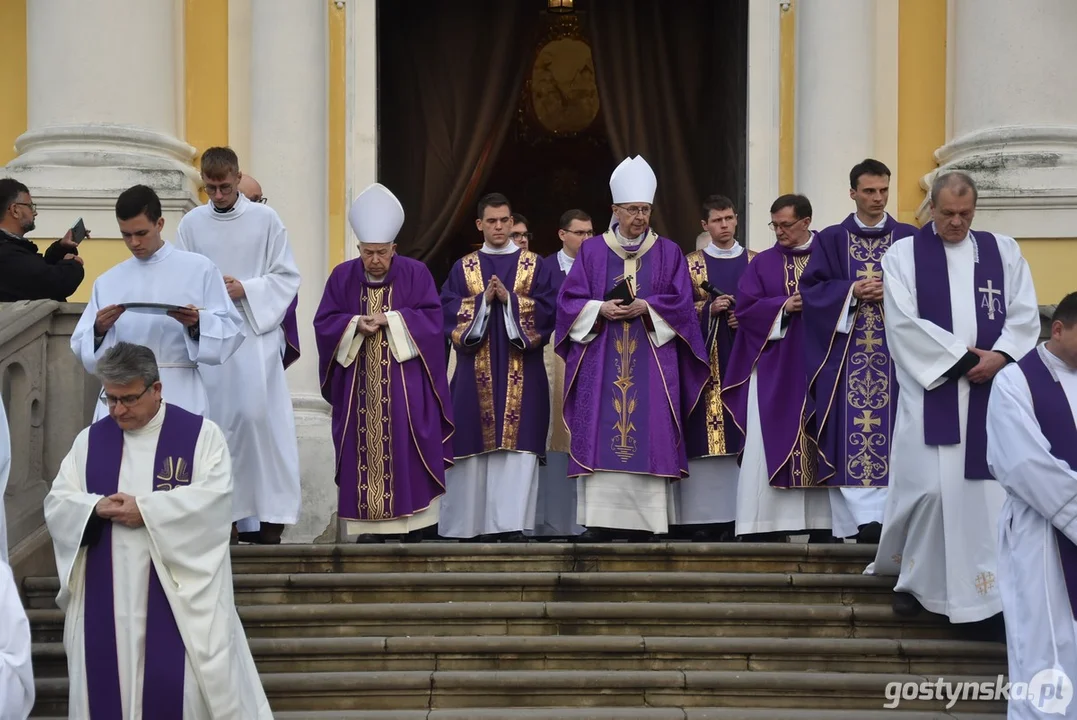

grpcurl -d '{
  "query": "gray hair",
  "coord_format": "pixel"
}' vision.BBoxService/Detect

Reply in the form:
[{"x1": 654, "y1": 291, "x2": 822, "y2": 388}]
[
  {"x1": 95, "y1": 342, "x2": 160, "y2": 387},
  {"x1": 930, "y1": 171, "x2": 978, "y2": 206}
]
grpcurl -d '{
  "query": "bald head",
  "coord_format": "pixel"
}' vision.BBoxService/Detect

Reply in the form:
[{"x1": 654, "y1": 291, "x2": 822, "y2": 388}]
[
  {"x1": 929, "y1": 171, "x2": 978, "y2": 206},
  {"x1": 238, "y1": 175, "x2": 264, "y2": 204}
]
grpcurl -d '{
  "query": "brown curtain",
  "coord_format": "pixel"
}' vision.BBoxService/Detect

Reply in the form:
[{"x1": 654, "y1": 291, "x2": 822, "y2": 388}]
[
  {"x1": 589, "y1": 0, "x2": 748, "y2": 248},
  {"x1": 378, "y1": 1, "x2": 533, "y2": 262}
]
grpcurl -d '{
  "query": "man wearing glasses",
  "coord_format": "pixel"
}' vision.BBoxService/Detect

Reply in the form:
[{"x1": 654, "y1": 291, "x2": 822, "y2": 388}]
[
  {"x1": 723, "y1": 194, "x2": 833, "y2": 542},
  {"x1": 0, "y1": 177, "x2": 85, "y2": 302},
  {"x1": 557, "y1": 156, "x2": 709, "y2": 541},
  {"x1": 510, "y1": 213, "x2": 533, "y2": 252}
]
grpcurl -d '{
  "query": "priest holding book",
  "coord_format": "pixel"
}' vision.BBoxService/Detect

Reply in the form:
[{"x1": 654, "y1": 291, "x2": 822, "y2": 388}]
[{"x1": 557, "y1": 156, "x2": 709, "y2": 540}]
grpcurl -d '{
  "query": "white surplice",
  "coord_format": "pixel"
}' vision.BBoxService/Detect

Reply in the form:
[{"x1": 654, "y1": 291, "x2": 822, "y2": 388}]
[
  {"x1": 671, "y1": 242, "x2": 744, "y2": 527},
  {"x1": 866, "y1": 228, "x2": 1040, "y2": 623},
  {"x1": 0, "y1": 394, "x2": 9, "y2": 562},
  {"x1": 735, "y1": 238, "x2": 832, "y2": 536},
  {"x1": 175, "y1": 195, "x2": 302, "y2": 526},
  {"x1": 989, "y1": 345, "x2": 1077, "y2": 718},
  {"x1": 43, "y1": 404, "x2": 271, "y2": 719},
  {"x1": 0, "y1": 560, "x2": 33, "y2": 720},
  {"x1": 70, "y1": 242, "x2": 245, "y2": 421},
  {"x1": 568, "y1": 229, "x2": 680, "y2": 534},
  {"x1": 439, "y1": 242, "x2": 540, "y2": 539}
]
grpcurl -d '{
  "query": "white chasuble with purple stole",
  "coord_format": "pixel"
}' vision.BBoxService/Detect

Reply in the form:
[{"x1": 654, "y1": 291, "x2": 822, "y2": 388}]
[
  {"x1": 441, "y1": 249, "x2": 556, "y2": 457},
  {"x1": 913, "y1": 225, "x2": 1006, "y2": 479},
  {"x1": 85, "y1": 407, "x2": 201, "y2": 719}
]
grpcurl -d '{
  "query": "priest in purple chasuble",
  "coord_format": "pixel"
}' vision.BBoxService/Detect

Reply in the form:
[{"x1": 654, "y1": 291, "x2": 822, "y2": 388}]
[
  {"x1": 43, "y1": 343, "x2": 270, "y2": 719},
  {"x1": 864, "y1": 172, "x2": 1039, "y2": 625},
  {"x1": 800, "y1": 159, "x2": 918, "y2": 543},
  {"x1": 722, "y1": 194, "x2": 833, "y2": 541},
  {"x1": 556, "y1": 156, "x2": 709, "y2": 539},
  {"x1": 439, "y1": 192, "x2": 556, "y2": 540},
  {"x1": 530, "y1": 209, "x2": 593, "y2": 538},
  {"x1": 314, "y1": 184, "x2": 454, "y2": 542},
  {"x1": 672, "y1": 195, "x2": 754, "y2": 541},
  {"x1": 988, "y1": 296, "x2": 1077, "y2": 698}
]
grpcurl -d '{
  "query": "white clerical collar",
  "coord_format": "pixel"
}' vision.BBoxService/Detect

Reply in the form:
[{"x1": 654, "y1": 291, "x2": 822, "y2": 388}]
[
  {"x1": 854, "y1": 213, "x2": 888, "y2": 230},
  {"x1": 207, "y1": 193, "x2": 250, "y2": 222},
  {"x1": 129, "y1": 401, "x2": 166, "y2": 436},
  {"x1": 480, "y1": 242, "x2": 518, "y2": 255},
  {"x1": 930, "y1": 221, "x2": 972, "y2": 246},
  {"x1": 1039, "y1": 342, "x2": 1077, "y2": 378},
  {"x1": 792, "y1": 235, "x2": 813, "y2": 251},
  {"x1": 557, "y1": 248, "x2": 575, "y2": 273},
  {"x1": 704, "y1": 242, "x2": 743, "y2": 259},
  {"x1": 614, "y1": 227, "x2": 645, "y2": 247},
  {"x1": 139, "y1": 241, "x2": 174, "y2": 265}
]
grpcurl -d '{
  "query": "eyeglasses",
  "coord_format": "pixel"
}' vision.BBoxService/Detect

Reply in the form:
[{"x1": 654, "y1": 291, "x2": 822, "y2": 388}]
[
  {"x1": 13, "y1": 202, "x2": 36, "y2": 212},
  {"x1": 99, "y1": 385, "x2": 151, "y2": 408},
  {"x1": 251, "y1": 196, "x2": 268, "y2": 204},
  {"x1": 509, "y1": 232, "x2": 533, "y2": 241},
  {"x1": 202, "y1": 183, "x2": 234, "y2": 196},
  {"x1": 768, "y1": 219, "x2": 807, "y2": 231},
  {"x1": 615, "y1": 205, "x2": 652, "y2": 217},
  {"x1": 562, "y1": 229, "x2": 594, "y2": 237}
]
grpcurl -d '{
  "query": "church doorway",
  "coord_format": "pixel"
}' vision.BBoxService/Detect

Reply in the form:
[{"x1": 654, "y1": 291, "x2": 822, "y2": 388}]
[{"x1": 376, "y1": 0, "x2": 748, "y2": 282}]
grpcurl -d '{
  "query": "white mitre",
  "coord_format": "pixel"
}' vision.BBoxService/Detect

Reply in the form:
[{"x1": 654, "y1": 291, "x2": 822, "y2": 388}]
[
  {"x1": 609, "y1": 155, "x2": 657, "y2": 204},
  {"x1": 349, "y1": 182, "x2": 405, "y2": 244}
]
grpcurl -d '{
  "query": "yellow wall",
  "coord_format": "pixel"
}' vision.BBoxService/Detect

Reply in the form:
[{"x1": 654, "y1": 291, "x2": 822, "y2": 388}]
[
  {"x1": 328, "y1": 1, "x2": 347, "y2": 269},
  {"x1": 32, "y1": 240, "x2": 131, "y2": 303},
  {"x1": 778, "y1": 5, "x2": 796, "y2": 195},
  {"x1": 184, "y1": 0, "x2": 230, "y2": 199},
  {"x1": 0, "y1": 0, "x2": 27, "y2": 165},
  {"x1": 1017, "y1": 240, "x2": 1077, "y2": 305},
  {"x1": 896, "y1": 0, "x2": 947, "y2": 225}
]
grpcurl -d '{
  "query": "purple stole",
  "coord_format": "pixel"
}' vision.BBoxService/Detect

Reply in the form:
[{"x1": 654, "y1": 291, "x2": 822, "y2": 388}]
[
  {"x1": 1017, "y1": 349, "x2": 1077, "y2": 618},
  {"x1": 913, "y1": 225, "x2": 1005, "y2": 479},
  {"x1": 282, "y1": 295, "x2": 301, "y2": 369},
  {"x1": 84, "y1": 405, "x2": 203, "y2": 719}
]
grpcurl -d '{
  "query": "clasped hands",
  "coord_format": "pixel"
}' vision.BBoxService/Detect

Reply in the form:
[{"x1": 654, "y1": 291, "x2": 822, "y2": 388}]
[
  {"x1": 600, "y1": 298, "x2": 649, "y2": 321},
  {"x1": 357, "y1": 312, "x2": 388, "y2": 336},
  {"x1": 95, "y1": 493, "x2": 144, "y2": 529},
  {"x1": 852, "y1": 278, "x2": 884, "y2": 303},
  {"x1": 966, "y1": 346, "x2": 1007, "y2": 384},
  {"x1": 484, "y1": 276, "x2": 510, "y2": 304}
]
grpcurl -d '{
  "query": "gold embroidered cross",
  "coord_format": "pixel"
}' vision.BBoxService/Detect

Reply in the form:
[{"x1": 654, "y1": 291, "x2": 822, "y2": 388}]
[
  {"x1": 857, "y1": 262, "x2": 882, "y2": 281},
  {"x1": 856, "y1": 330, "x2": 884, "y2": 353},
  {"x1": 975, "y1": 571, "x2": 996, "y2": 596},
  {"x1": 853, "y1": 410, "x2": 881, "y2": 433}
]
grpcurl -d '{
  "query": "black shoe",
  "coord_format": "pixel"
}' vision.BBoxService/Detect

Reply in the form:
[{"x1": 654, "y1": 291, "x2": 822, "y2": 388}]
[
  {"x1": 355, "y1": 534, "x2": 384, "y2": 544},
  {"x1": 402, "y1": 529, "x2": 425, "y2": 543},
  {"x1": 856, "y1": 522, "x2": 882, "y2": 544},
  {"x1": 741, "y1": 531, "x2": 789, "y2": 543},
  {"x1": 807, "y1": 529, "x2": 838, "y2": 544},
  {"x1": 953, "y1": 613, "x2": 1007, "y2": 643},
  {"x1": 892, "y1": 591, "x2": 923, "y2": 617},
  {"x1": 498, "y1": 531, "x2": 528, "y2": 543},
  {"x1": 236, "y1": 531, "x2": 262, "y2": 544},
  {"x1": 576, "y1": 527, "x2": 613, "y2": 543}
]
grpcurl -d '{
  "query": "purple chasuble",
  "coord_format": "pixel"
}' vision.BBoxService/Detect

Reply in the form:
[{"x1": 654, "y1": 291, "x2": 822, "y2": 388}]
[
  {"x1": 723, "y1": 238, "x2": 819, "y2": 488},
  {"x1": 441, "y1": 249, "x2": 556, "y2": 457},
  {"x1": 801, "y1": 214, "x2": 917, "y2": 487},
  {"x1": 555, "y1": 231, "x2": 709, "y2": 478},
  {"x1": 543, "y1": 252, "x2": 569, "y2": 290},
  {"x1": 684, "y1": 248, "x2": 752, "y2": 459},
  {"x1": 84, "y1": 404, "x2": 203, "y2": 720},
  {"x1": 913, "y1": 225, "x2": 1005, "y2": 479},
  {"x1": 314, "y1": 256, "x2": 454, "y2": 522},
  {"x1": 1017, "y1": 348, "x2": 1077, "y2": 618},
  {"x1": 281, "y1": 295, "x2": 301, "y2": 369}
]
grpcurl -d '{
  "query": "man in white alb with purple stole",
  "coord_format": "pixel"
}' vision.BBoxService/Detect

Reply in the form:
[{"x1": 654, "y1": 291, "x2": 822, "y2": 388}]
[
  {"x1": 988, "y1": 294, "x2": 1077, "y2": 717},
  {"x1": 557, "y1": 156, "x2": 709, "y2": 540},
  {"x1": 867, "y1": 171, "x2": 1039, "y2": 627},
  {"x1": 44, "y1": 343, "x2": 270, "y2": 719},
  {"x1": 175, "y1": 147, "x2": 302, "y2": 544}
]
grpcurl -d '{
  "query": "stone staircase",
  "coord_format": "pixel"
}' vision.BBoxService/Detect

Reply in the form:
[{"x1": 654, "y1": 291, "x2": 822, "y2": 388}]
[{"x1": 23, "y1": 542, "x2": 1009, "y2": 718}]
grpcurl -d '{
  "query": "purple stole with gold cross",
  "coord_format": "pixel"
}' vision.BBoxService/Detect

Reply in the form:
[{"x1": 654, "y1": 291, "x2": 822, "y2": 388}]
[
  {"x1": 913, "y1": 225, "x2": 1005, "y2": 479},
  {"x1": 83, "y1": 404, "x2": 203, "y2": 719}
]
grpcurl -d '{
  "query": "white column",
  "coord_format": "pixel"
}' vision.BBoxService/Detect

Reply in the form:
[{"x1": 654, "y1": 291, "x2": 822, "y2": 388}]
[
  {"x1": 794, "y1": 0, "x2": 877, "y2": 229},
  {"x1": 249, "y1": 0, "x2": 335, "y2": 543},
  {"x1": 6, "y1": 0, "x2": 199, "y2": 236},
  {"x1": 345, "y1": 0, "x2": 378, "y2": 262},
  {"x1": 745, "y1": 0, "x2": 783, "y2": 252},
  {"x1": 925, "y1": 0, "x2": 1077, "y2": 237}
]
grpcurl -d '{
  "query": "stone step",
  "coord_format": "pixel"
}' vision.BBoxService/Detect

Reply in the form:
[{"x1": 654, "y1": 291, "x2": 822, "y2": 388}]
[
  {"x1": 31, "y1": 635, "x2": 1006, "y2": 677},
  {"x1": 227, "y1": 542, "x2": 878, "y2": 575},
  {"x1": 30, "y1": 670, "x2": 1008, "y2": 714},
  {"x1": 26, "y1": 601, "x2": 961, "y2": 643},
  {"x1": 31, "y1": 710, "x2": 1006, "y2": 720},
  {"x1": 22, "y1": 571, "x2": 896, "y2": 609}
]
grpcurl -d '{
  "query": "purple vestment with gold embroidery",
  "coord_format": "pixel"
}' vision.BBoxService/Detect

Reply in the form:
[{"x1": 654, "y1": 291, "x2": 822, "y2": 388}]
[
  {"x1": 555, "y1": 231, "x2": 709, "y2": 479},
  {"x1": 723, "y1": 239, "x2": 818, "y2": 488},
  {"x1": 441, "y1": 248, "x2": 556, "y2": 458},
  {"x1": 801, "y1": 214, "x2": 918, "y2": 487},
  {"x1": 314, "y1": 256, "x2": 454, "y2": 523}
]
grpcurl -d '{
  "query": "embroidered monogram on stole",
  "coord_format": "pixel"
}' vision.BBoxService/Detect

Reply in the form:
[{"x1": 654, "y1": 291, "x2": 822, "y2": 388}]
[
  {"x1": 155, "y1": 457, "x2": 191, "y2": 491},
  {"x1": 844, "y1": 232, "x2": 892, "y2": 485},
  {"x1": 358, "y1": 284, "x2": 394, "y2": 519}
]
